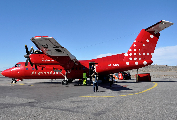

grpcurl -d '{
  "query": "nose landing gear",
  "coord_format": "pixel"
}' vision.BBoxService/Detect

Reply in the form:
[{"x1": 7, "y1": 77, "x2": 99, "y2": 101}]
[{"x1": 11, "y1": 78, "x2": 17, "y2": 84}]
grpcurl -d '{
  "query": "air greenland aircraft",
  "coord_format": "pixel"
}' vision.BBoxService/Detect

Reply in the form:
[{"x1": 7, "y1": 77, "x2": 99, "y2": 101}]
[{"x1": 1, "y1": 20, "x2": 173, "y2": 84}]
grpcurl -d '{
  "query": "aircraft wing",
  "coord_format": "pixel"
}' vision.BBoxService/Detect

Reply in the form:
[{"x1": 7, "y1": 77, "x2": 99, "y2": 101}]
[
  {"x1": 31, "y1": 36, "x2": 78, "y2": 70},
  {"x1": 145, "y1": 20, "x2": 173, "y2": 34}
]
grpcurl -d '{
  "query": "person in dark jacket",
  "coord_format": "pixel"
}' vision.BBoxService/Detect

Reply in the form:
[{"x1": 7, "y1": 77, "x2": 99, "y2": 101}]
[
  {"x1": 91, "y1": 70, "x2": 98, "y2": 92},
  {"x1": 109, "y1": 73, "x2": 114, "y2": 87},
  {"x1": 90, "y1": 65, "x2": 95, "y2": 83}
]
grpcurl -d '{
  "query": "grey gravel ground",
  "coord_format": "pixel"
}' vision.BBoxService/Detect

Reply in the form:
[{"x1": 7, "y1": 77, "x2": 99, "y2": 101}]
[
  {"x1": 0, "y1": 65, "x2": 177, "y2": 120},
  {"x1": 0, "y1": 76, "x2": 177, "y2": 120}
]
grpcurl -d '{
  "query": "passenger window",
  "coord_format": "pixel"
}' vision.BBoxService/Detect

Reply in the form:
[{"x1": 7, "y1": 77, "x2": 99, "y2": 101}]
[
  {"x1": 18, "y1": 64, "x2": 21, "y2": 67},
  {"x1": 79, "y1": 67, "x2": 81, "y2": 70},
  {"x1": 83, "y1": 67, "x2": 85, "y2": 70},
  {"x1": 15, "y1": 64, "x2": 17, "y2": 67}
]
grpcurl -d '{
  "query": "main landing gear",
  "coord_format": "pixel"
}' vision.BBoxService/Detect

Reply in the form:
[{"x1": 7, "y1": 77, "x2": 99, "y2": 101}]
[
  {"x1": 11, "y1": 78, "x2": 17, "y2": 84},
  {"x1": 61, "y1": 70, "x2": 74, "y2": 85},
  {"x1": 62, "y1": 80, "x2": 68, "y2": 85},
  {"x1": 61, "y1": 71, "x2": 69, "y2": 85}
]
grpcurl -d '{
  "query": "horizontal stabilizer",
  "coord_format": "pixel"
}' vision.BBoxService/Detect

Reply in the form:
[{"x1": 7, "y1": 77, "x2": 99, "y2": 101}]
[{"x1": 145, "y1": 20, "x2": 173, "y2": 34}]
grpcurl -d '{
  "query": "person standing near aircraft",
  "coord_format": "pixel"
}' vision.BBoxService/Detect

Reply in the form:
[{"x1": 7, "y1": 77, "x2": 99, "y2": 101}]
[
  {"x1": 91, "y1": 70, "x2": 98, "y2": 92},
  {"x1": 90, "y1": 65, "x2": 95, "y2": 83},
  {"x1": 83, "y1": 72, "x2": 87, "y2": 85},
  {"x1": 109, "y1": 73, "x2": 114, "y2": 87}
]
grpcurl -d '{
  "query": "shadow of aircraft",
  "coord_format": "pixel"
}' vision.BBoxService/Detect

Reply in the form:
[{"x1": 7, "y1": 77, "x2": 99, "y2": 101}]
[
  {"x1": 35, "y1": 82, "x2": 61, "y2": 84},
  {"x1": 98, "y1": 82, "x2": 133, "y2": 91}
]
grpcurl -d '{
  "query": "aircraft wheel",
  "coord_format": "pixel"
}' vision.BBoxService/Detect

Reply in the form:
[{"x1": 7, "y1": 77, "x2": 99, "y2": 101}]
[
  {"x1": 62, "y1": 80, "x2": 68, "y2": 85},
  {"x1": 11, "y1": 78, "x2": 17, "y2": 84},
  {"x1": 11, "y1": 80, "x2": 17, "y2": 84}
]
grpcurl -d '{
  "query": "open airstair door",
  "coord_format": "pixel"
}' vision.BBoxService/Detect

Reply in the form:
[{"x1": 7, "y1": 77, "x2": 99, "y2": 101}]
[{"x1": 89, "y1": 62, "x2": 98, "y2": 76}]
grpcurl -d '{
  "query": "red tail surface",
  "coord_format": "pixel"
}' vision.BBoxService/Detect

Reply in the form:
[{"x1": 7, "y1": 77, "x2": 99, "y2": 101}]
[
  {"x1": 123, "y1": 29, "x2": 159, "y2": 62},
  {"x1": 123, "y1": 20, "x2": 173, "y2": 66}
]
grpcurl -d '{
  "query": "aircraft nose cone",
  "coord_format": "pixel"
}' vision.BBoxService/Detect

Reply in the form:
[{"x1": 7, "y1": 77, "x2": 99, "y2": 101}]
[
  {"x1": 1, "y1": 69, "x2": 9, "y2": 77},
  {"x1": 1, "y1": 71, "x2": 4, "y2": 76}
]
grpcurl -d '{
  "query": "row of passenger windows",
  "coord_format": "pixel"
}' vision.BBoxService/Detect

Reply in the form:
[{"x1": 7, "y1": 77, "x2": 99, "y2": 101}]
[
  {"x1": 72, "y1": 67, "x2": 86, "y2": 70},
  {"x1": 26, "y1": 67, "x2": 86, "y2": 70}
]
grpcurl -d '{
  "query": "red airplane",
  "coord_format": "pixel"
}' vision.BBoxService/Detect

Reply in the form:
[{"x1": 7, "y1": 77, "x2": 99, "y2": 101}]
[{"x1": 1, "y1": 20, "x2": 173, "y2": 84}]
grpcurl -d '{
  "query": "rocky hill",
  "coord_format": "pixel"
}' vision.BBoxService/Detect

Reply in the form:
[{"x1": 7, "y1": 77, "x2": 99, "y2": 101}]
[{"x1": 127, "y1": 65, "x2": 177, "y2": 78}]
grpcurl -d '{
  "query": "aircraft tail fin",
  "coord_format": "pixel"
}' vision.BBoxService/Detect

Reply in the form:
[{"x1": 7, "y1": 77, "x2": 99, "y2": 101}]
[{"x1": 123, "y1": 20, "x2": 173, "y2": 65}]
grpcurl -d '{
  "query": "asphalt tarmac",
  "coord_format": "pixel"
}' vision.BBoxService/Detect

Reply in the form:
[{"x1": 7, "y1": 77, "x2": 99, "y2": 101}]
[{"x1": 0, "y1": 77, "x2": 177, "y2": 120}]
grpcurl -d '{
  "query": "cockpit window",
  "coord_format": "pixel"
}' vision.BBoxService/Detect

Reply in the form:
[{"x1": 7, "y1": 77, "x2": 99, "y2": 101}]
[
  {"x1": 34, "y1": 50, "x2": 43, "y2": 54},
  {"x1": 15, "y1": 64, "x2": 21, "y2": 67}
]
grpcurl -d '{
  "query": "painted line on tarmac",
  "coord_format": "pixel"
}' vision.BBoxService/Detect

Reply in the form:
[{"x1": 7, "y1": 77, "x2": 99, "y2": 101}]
[
  {"x1": 10, "y1": 83, "x2": 25, "y2": 85},
  {"x1": 10, "y1": 83, "x2": 33, "y2": 86},
  {"x1": 19, "y1": 83, "x2": 25, "y2": 85},
  {"x1": 80, "y1": 82, "x2": 158, "y2": 97},
  {"x1": 80, "y1": 96, "x2": 115, "y2": 97}
]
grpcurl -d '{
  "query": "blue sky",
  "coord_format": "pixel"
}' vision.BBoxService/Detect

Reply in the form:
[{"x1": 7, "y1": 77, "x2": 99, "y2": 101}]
[{"x1": 0, "y1": 0, "x2": 177, "y2": 71}]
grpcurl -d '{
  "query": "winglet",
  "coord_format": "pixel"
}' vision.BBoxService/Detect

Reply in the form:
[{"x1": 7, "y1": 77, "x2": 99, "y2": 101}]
[{"x1": 145, "y1": 20, "x2": 174, "y2": 34}]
